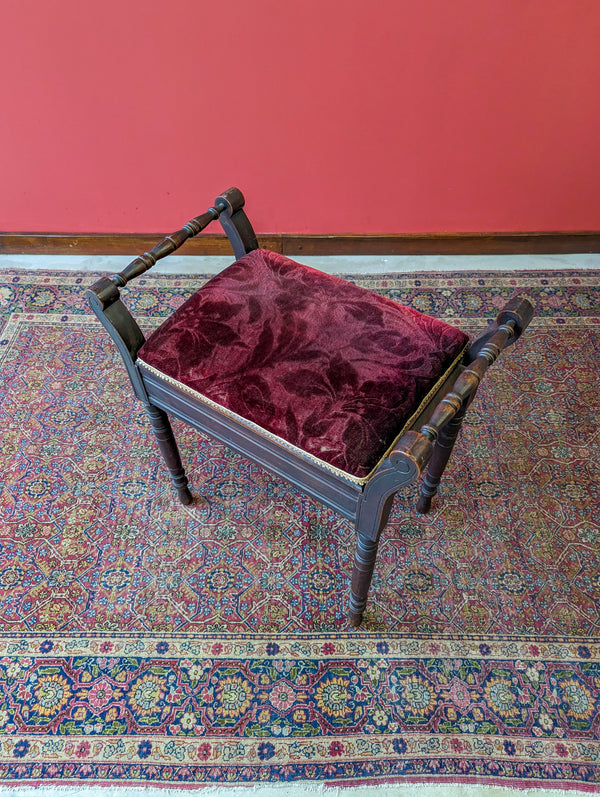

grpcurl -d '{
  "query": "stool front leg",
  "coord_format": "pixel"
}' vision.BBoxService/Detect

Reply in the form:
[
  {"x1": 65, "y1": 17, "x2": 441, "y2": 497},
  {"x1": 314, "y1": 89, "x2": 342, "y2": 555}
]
[
  {"x1": 144, "y1": 403, "x2": 193, "y2": 505},
  {"x1": 348, "y1": 493, "x2": 395, "y2": 628},
  {"x1": 349, "y1": 533, "x2": 380, "y2": 628},
  {"x1": 350, "y1": 452, "x2": 423, "y2": 627},
  {"x1": 349, "y1": 494, "x2": 395, "y2": 627}
]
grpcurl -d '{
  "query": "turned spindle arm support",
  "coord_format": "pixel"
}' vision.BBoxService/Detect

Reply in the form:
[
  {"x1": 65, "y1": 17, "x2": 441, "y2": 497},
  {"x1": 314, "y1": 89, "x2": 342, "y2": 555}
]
[
  {"x1": 84, "y1": 188, "x2": 258, "y2": 399},
  {"x1": 392, "y1": 296, "x2": 534, "y2": 488},
  {"x1": 87, "y1": 187, "x2": 254, "y2": 307}
]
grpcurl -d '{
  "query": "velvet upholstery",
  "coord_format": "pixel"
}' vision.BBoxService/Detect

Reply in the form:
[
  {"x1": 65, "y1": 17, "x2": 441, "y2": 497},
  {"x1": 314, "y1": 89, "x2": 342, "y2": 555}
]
[{"x1": 138, "y1": 249, "x2": 468, "y2": 478}]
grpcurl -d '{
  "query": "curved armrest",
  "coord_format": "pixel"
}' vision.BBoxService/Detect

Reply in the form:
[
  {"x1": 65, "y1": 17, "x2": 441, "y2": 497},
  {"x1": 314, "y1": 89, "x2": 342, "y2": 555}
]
[
  {"x1": 86, "y1": 187, "x2": 256, "y2": 312},
  {"x1": 85, "y1": 187, "x2": 257, "y2": 399},
  {"x1": 390, "y1": 295, "x2": 534, "y2": 474},
  {"x1": 87, "y1": 208, "x2": 221, "y2": 311},
  {"x1": 84, "y1": 205, "x2": 223, "y2": 396}
]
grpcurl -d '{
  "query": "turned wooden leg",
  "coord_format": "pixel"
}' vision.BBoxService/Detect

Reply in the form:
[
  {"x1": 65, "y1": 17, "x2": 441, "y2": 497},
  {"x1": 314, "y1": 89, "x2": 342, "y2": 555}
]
[
  {"x1": 349, "y1": 494, "x2": 395, "y2": 627},
  {"x1": 349, "y1": 533, "x2": 380, "y2": 628},
  {"x1": 416, "y1": 406, "x2": 467, "y2": 514},
  {"x1": 144, "y1": 403, "x2": 193, "y2": 505}
]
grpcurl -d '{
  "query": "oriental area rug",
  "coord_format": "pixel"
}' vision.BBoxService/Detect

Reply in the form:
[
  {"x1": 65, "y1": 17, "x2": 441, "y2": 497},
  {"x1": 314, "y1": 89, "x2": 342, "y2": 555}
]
[{"x1": 0, "y1": 267, "x2": 598, "y2": 792}]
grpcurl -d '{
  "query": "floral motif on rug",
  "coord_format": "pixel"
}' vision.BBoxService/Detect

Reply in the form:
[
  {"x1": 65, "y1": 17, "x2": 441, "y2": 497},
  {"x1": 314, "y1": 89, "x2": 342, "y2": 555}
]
[
  {"x1": 0, "y1": 635, "x2": 598, "y2": 785},
  {"x1": 0, "y1": 268, "x2": 598, "y2": 789}
]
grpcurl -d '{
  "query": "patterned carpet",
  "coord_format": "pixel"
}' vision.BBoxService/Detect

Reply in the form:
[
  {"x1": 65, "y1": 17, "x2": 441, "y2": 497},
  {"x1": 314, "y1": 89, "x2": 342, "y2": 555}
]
[{"x1": 0, "y1": 268, "x2": 598, "y2": 789}]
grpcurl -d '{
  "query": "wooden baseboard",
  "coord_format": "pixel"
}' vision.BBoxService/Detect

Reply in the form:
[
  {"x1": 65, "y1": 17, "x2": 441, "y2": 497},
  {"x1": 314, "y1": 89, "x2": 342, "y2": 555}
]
[
  {"x1": 281, "y1": 232, "x2": 600, "y2": 256},
  {"x1": 0, "y1": 231, "x2": 599, "y2": 256}
]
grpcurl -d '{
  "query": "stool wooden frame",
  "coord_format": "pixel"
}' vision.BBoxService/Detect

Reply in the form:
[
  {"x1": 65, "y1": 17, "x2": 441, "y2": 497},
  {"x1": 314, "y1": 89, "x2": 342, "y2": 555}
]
[{"x1": 86, "y1": 188, "x2": 534, "y2": 627}]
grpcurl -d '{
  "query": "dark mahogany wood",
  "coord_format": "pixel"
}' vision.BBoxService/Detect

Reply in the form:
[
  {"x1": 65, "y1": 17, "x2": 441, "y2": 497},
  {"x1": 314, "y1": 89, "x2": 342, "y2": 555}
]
[
  {"x1": 145, "y1": 404, "x2": 193, "y2": 505},
  {"x1": 416, "y1": 406, "x2": 468, "y2": 514},
  {"x1": 86, "y1": 188, "x2": 535, "y2": 627}
]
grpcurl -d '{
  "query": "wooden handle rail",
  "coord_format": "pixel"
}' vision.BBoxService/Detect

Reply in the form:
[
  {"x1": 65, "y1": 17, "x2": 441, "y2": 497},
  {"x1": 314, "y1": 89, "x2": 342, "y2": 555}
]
[
  {"x1": 87, "y1": 188, "x2": 244, "y2": 309},
  {"x1": 112, "y1": 187, "x2": 246, "y2": 287},
  {"x1": 110, "y1": 208, "x2": 220, "y2": 287},
  {"x1": 393, "y1": 295, "x2": 534, "y2": 474}
]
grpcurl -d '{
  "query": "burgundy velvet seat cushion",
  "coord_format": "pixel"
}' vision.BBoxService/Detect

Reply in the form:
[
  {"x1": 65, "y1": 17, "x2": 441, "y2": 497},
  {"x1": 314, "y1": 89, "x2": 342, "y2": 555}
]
[{"x1": 137, "y1": 249, "x2": 469, "y2": 479}]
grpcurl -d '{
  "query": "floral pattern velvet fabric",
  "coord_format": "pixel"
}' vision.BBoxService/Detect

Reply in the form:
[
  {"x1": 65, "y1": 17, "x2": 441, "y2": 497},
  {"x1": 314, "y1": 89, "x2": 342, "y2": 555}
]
[{"x1": 138, "y1": 250, "x2": 469, "y2": 478}]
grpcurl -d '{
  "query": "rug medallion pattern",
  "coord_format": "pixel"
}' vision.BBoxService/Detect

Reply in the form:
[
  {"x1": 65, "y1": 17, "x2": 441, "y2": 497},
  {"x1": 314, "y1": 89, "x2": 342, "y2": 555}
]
[{"x1": 0, "y1": 269, "x2": 598, "y2": 789}]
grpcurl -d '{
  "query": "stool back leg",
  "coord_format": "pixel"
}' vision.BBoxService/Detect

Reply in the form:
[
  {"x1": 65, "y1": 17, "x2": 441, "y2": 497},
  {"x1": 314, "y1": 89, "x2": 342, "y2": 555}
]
[
  {"x1": 416, "y1": 405, "x2": 467, "y2": 514},
  {"x1": 144, "y1": 403, "x2": 193, "y2": 505}
]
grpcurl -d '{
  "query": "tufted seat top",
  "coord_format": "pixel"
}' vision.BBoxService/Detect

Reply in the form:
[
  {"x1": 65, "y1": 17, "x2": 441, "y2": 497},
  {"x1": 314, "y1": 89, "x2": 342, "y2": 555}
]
[{"x1": 137, "y1": 249, "x2": 469, "y2": 480}]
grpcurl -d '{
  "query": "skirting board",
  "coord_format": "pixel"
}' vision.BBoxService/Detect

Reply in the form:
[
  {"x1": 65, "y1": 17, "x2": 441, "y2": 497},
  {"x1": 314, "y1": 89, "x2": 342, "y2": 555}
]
[{"x1": 1, "y1": 231, "x2": 599, "y2": 256}]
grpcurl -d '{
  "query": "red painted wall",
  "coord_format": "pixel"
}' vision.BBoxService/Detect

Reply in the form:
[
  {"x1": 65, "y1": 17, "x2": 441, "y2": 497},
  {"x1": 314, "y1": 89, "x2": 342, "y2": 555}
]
[{"x1": 2, "y1": 0, "x2": 599, "y2": 234}]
